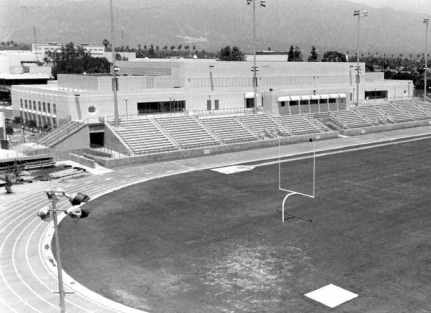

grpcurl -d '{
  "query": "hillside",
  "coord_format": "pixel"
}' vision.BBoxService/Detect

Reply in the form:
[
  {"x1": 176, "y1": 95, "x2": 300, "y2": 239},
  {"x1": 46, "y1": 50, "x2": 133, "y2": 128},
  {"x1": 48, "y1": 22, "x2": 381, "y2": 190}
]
[{"x1": 0, "y1": 0, "x2": 429, "y2": 56}]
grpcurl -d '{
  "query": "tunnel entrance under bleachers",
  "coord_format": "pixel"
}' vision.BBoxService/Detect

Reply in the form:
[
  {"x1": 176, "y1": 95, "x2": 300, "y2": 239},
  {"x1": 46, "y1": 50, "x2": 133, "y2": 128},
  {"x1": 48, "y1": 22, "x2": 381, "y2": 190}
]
[{"x1": 138, "y1": 101, "x2": 185, "y2": 114}]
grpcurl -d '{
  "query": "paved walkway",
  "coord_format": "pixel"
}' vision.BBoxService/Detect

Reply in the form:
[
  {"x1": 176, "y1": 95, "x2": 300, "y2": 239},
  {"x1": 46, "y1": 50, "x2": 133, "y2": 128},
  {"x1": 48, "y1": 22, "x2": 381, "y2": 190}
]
[{"x1": 1, "y1": 126, "x2": 431, "y2": 313}]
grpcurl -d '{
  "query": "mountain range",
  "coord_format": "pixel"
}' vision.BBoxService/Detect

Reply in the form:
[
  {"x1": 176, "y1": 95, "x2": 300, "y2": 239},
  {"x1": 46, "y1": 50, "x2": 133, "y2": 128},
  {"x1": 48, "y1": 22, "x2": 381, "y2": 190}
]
[{"x1": 1, "y1": 0, "x2": 430, "y2": 57}]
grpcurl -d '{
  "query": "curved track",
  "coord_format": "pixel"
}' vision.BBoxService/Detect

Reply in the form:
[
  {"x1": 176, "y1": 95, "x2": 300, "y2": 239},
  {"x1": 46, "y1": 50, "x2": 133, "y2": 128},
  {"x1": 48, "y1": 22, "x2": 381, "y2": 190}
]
[{"x1": 1, "y1": 127, "x2": 431, "y2": 312}]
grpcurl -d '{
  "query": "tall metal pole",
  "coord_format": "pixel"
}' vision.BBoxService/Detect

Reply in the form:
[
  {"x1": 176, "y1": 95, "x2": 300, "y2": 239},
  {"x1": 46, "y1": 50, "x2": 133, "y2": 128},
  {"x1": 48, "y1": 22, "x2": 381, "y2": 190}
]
[
  {"x1": 424, "y1": 18, "x2": 429, "y2": 100},
  {"x1": 356, "y1": 12, "x2": 360, "y2": 106},
  {"x1": 252, "y1": 0, "x2": 257, "y2": 114},
  {"x1": 109, "y1": 0, "x2": 119, "y2": 127},
  {"x1": 354, "y1": 10, "x2": 367, "y2": 106},
  {"x1": 52, "y1": 198, "x2": 66, "y2": 313}
]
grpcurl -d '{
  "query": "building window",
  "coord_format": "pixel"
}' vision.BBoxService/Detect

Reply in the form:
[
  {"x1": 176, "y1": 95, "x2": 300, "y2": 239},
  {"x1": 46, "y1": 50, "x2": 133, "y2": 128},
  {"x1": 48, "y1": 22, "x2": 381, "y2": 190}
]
[
  {"x1": 38, "y1": 101, "x2": 41, "y2": 112},
  {"x1": 43, "y1": 102, "x2": 46, "y2": 112},
  {"x1": 25, "y1": 99, "x2": 28, "y2": 109},
  {"x1": 280, "y1": 102, "x2": 285, "y2": 107},
  {"x1": 53, "y1": 103, "x2": 57, "y2": 114},
  {"x1": 33, "y1": 101, "x2": 36, "y2": 110},
  {"x1": 47, "y1": 103, "x2": 51, "y2": 113},
  {"x1": 20, "y1": 99, "x2": 23, "y2": 108}
]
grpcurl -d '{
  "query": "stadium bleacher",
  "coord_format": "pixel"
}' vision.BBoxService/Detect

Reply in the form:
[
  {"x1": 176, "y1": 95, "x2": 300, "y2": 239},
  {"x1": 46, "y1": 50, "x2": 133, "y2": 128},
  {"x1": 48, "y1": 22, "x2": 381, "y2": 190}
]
[
  {"x1": 113, "y1": 118, "x2": 178, "y2": 154},
  {"x1": 275, "y1": 114, "x2": 328, "y2": 135},
  {"x1": 200, "y1": 116, "x2": 258, "y2": 144},
  {"x1": 154, "y1": 115, "x2": 220, "y2": 149},
  {"x1": 236, "y1": 113, "x2": 289, "y2": 138}
]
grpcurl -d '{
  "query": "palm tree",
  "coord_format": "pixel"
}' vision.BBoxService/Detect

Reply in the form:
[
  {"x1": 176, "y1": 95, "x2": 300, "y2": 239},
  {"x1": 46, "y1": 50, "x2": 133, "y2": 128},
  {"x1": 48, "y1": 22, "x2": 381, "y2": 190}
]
[{"x1": 177, "y1": 44, "x2": 182, "y2": 56}]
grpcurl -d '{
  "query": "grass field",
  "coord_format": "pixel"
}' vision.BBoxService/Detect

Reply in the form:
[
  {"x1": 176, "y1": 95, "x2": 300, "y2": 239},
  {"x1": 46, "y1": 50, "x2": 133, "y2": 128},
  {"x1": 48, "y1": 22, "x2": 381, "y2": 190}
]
[{"x1": 60, "y1": 138, "x2": 431, "y2": 313}]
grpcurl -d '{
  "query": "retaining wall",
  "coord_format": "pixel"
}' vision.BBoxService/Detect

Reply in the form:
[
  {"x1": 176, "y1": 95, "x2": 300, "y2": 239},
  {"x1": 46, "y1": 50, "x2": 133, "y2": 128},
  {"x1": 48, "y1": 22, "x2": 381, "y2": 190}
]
[{"x1": 92, "y1": 131, "x2": 339, "y2": 168}]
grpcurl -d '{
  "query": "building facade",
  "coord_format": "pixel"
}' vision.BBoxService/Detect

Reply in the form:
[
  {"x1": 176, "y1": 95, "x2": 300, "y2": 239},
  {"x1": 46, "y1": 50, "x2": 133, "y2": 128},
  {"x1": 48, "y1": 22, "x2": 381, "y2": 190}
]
[{"x1": 11, "y1": 59, "x2": 413, "y2": 128}]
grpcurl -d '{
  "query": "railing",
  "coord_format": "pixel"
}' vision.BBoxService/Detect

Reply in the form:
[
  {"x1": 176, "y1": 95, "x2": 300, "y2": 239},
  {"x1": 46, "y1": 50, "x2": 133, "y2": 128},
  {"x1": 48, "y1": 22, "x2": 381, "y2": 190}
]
[{"x1": 190, "y1": 107, "x2": 256, "y2": 116}]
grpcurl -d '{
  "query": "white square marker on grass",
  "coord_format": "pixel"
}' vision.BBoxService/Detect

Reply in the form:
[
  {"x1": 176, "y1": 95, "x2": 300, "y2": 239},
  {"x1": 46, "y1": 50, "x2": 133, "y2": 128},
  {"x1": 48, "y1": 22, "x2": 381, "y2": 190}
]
[
  {"x1": 305, "y1": 284, "x2": 358, "y2": 308},
  {"x1": 211, "y1": 165, "x2": 255, "y2": 174}
]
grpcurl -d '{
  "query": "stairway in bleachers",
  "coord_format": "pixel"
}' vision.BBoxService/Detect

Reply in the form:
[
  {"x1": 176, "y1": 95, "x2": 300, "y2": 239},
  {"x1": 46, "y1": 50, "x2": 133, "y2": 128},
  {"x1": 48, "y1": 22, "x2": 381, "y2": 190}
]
[
  {"x1": 329, "y1": 110, "x2": 373, "y2": 129},
  {"x1": 154, "y1": 115, "x2": 220, "y2": 149},
  {"x1": 275, "y1": 115, "x2": 328, "y2": 135},
  {"x1": 391, "y1": 101, "x2": 431, "y2": 120},
  {"x1": 373, "y1": 103, "x2": 415, "y2": 123},
  {"x1": 201, "y1": 117, "x2": 258, "y2": 144},
  {"x1": 112, "y1": 118, "x2": 178, "y2": 154},
  {"x1": 236, "y1": 114, "x2": 289, "y2": 138},
  {"x1": 355, "y1": 105, "x2": 388, "y2": 125}
]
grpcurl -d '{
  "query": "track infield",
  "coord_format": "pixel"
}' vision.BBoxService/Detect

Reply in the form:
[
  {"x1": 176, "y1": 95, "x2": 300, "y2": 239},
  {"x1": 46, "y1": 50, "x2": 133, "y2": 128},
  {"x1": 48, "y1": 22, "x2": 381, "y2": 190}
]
[{"x1": 59, "y1": 138, "x2": 431, "y2": 313}]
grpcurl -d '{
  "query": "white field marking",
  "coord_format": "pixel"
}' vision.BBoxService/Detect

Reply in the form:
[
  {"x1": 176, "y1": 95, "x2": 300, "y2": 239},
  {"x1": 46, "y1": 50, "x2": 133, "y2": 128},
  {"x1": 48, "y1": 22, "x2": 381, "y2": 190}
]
[
  {"x1": 13, "y1": 217, "x2": 60, "y2": 311},
  {"x1": 252, "y1": 135, "x2": 431, "y2": 169},
  {"x1": 8, "y1": 133, "x2": 428, "y2": 313},
  {"x1": 0, "y1": 213, "x2": 47, "y2": 313},
  {"x1": 37, "y1": 219, "x2": 132, "y2": 313},
  {"x1": 0, "y1": 199, "x2": 47, "y2": 235},
  {"x1": 305, "y1": 284, "x2": 358, "y2": 308}
]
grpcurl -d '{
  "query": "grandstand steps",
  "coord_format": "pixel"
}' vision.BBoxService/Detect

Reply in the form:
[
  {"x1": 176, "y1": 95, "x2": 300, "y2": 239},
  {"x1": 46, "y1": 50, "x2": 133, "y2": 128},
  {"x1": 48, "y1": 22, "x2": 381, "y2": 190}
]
[
  {"x1": 329, "y1": 110, "x2": 373, "y2": 129},
  {"x1": 154, "y1": 115, "x2": 220, "y2": 149},
  {"x1": 373, "y1": 103, "x2": 415, "y2": 123},
  {"x1": 200, "y1": 116, "x2": 258, "y2": 144},
  {"x1": 111, "y1": 118, "x2": 178, "y2": 155},
  {"x1": 276, "y1": 115, "x2": 327, "y2": 136}
]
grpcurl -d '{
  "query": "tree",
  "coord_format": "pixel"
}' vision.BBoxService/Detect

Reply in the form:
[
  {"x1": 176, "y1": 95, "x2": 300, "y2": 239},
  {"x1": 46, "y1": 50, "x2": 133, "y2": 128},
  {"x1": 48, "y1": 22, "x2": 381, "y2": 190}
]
[
  {"x1": 322, "y1": 51, "x2": 347, "y2": 62},
  {"x1": 102, "y1": 39, "x2": 110, "y2": 50},
  {"x1": 288, "y1": 45, "x2": 294, "y2": 61},
  {"x1": 308, "y1": 46, "x2": 318, "y2": 62},
  {"x1": 219, "y1": 46, "x2": 245, "y2": 61},
  {"x1": 293, "y1": 46, "x2": 303, "y2": 61},
  {"x1": 44, "y1": 42, "x2": 110, "y2": 79},
  {"x1": 6, "y1": 125, "x2": 14, "y2": 136},
  {"x1": 13, "y1": 116, "x2": 22, "y2": 125}
]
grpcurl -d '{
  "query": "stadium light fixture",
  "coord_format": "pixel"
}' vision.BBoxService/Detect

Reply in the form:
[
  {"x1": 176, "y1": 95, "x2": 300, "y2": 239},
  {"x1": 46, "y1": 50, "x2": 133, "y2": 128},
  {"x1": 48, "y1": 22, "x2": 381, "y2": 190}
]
[
  {"x1": 353, "y1": 9, "x2": 368, "y2": 106},
  {"x1": 424, "y1": 17, "x2": 429, "y2": 100},
  {"x1": 246, "y1": 0, "x2": 267, "y2": 114},
  {"x1": 37, "y1": 188, "x2": 91, "y2": 313},
  {"x1": 109, "y1": 0, "x2": 119, "y2": 127}
]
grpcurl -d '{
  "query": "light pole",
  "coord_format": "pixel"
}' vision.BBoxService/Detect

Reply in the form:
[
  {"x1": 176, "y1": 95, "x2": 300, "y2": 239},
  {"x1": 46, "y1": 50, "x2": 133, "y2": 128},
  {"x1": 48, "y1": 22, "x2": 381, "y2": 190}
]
[
  {"x1": 124, "y1": 98, "x2": 128, "y2": 117},
  {"x1": 37, "y1": 188, "x2": 91, "y2": 313},
  {"x1": 109, "y1": 0, "x2": 119, "y2": 127},
  {"x1": 424, "y1": 18, "x2": 429, "y2": 100},
  {"x1": 246, "y1": 0, "x2": 266, "y2": 114},
  {"x1": 353, "y1": 10, "x2": 368, "y2": 106}
]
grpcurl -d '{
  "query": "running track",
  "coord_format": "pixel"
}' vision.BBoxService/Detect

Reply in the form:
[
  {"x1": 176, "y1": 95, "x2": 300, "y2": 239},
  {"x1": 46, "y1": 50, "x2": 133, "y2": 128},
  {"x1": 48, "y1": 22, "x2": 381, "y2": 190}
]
[{"x1": 1, "y1": 127, "x2": 430, "y2": 312}]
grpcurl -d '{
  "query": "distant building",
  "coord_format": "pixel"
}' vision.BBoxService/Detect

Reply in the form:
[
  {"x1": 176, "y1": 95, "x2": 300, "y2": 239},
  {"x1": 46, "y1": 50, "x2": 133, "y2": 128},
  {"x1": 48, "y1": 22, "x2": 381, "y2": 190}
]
[
  {"x1": 32, "y1": 43, "x2": 106, "y2": 59},
  {"x1": 0, "y1": 50, "x2": 51, "y2": 103}
]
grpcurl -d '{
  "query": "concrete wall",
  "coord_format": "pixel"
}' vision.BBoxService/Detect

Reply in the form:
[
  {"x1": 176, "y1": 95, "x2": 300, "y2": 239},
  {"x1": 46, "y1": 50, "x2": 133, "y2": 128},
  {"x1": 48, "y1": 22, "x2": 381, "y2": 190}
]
[
  {"x1": 70, "y1": 153, "x2": 96, "y2": 168},
  {"x1": 52, "y1": 125, "x2": 90, "y2": 151},
  {"x1": 103, "y1": 122, "x2": 131, "y2": 155},
  {"x1": 93, "y1": 131, "x2": 339, "y2": 168}
]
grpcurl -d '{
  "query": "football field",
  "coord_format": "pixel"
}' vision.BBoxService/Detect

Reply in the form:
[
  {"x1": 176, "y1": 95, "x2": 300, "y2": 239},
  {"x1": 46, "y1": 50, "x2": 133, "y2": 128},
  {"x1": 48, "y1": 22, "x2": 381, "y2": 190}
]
[{"x1": 59, "y1": 138, "x2": 431, "y2": 313}]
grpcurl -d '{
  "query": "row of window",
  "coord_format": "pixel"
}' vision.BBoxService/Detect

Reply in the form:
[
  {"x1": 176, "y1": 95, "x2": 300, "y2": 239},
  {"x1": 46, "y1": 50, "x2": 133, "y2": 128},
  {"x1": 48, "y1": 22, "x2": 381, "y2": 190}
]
[{"x1": 20, "y1": 99, "x2": 57, "y2": 114}]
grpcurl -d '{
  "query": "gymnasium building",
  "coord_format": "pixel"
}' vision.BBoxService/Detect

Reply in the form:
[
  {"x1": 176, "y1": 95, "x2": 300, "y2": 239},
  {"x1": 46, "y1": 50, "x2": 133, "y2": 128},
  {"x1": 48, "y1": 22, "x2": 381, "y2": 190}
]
[{"x1": 9, "y1": 58, "x2": 427, "y2": 167}]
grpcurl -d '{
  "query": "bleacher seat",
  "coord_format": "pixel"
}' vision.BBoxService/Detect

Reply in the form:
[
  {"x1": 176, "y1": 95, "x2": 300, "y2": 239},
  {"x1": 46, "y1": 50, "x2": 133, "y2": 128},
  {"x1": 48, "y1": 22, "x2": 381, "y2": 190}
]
[
  {"x1": 329, "y1": 110, "x2": 373, "y2": 129},
  {"x1": 275, "y1": 115, "x2": 328, "y2": 135},
  {"x1": 201, "y1": 116, "x2": 258, "y2": 144},
  {"x1": 236, "y1": 113, "x2": 288, "y2": 137},
  {"x1": 154, "y1": 115, "x2": 220, "y2": 149},
  {"x1": 111, "y1": 118, "x2": 178, "y2": 154},
  {"x1": 374, "y1": 103, "x2": 415, "y2": 123}
]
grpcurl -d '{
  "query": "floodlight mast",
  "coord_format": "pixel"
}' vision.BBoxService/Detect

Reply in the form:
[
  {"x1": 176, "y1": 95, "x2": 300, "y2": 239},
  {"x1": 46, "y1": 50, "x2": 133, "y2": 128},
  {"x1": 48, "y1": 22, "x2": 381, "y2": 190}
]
[
  {"x1": 424, "y1": 18, "x2": 429, "y2": 100},
  {"x1": 37, "y1": 189, "x2": 90, "y2": 313},
  {"x1": 109, "y1": 0, "x2": 119, "y2": 128},
  {"x1": 354, "y1": 10, "x2": 367, "y2": 106},
  {"x1": 247, "y1": 0, "x2": 266, "y2": 114}
]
